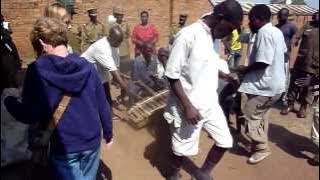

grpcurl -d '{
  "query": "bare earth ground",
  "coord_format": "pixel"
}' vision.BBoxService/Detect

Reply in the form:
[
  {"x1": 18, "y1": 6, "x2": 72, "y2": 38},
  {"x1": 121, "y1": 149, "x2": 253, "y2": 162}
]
[
  {"x1": 99, "y1": 95, "x2": 319, "y2": 180},
  {"x1": 2, "y1": 59, "x2": 319, "y2": 180},
  {"x1": 99, "y1": 59, "x2": 319, "y2": 180}
]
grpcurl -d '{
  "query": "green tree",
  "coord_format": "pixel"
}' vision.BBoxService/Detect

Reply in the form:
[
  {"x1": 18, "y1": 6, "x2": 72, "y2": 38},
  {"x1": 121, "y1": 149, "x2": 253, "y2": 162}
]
[{"x1": 291, "y1": 0, "x2": 307, "y2": 5}]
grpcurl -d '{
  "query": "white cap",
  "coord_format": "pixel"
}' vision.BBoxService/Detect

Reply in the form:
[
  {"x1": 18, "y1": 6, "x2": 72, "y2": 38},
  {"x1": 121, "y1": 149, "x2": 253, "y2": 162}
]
[
  {"x1": 200, "y1": 11, "x2": 213, "y2": 19},
  {"x1": 107, "y1": 15, "x2": 116, "y2": 25}
]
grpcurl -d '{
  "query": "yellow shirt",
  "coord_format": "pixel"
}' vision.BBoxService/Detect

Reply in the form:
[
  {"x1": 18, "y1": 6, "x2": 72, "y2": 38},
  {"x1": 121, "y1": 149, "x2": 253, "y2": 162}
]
[{"x1": 231, "y1": 29, "x2": 241, "y2": 51}]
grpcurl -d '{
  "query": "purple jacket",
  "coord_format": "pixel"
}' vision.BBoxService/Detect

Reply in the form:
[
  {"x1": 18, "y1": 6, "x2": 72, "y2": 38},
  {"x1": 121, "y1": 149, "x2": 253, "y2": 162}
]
[{"x1": 5, "y1": 54, "x2": 112, "y2": 154}]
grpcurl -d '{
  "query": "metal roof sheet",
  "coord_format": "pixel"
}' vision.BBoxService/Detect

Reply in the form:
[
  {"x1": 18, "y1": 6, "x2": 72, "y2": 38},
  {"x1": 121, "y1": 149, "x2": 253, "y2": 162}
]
[{"x1": 209, "y1": 0, "x2": 318, "y2": 15}]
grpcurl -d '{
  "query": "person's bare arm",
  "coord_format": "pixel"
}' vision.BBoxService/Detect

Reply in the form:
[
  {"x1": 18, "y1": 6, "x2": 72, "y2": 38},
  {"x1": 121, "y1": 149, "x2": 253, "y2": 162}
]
[
  {"x1": 110, "y1": 70, "x2": 128, "y2": 91},
  {"x1": 219, "y1": 70, "x2": 239, "y2": 83},
  {"x1": 236, "y1": 62, "x2": 269, "y2": 75},
  {"x1": 167, "y1": 78, "x2": 202, "y2": 125}
]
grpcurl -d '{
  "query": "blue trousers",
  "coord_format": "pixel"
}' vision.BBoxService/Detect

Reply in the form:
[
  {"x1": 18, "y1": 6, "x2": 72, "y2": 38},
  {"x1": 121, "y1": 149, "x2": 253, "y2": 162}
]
[
  {"x1": 227, "y1": 50, "x2": 241, "y2": 70},
  {"x1": 50, "y1": 146, "x2": 100, "y2": 180}
]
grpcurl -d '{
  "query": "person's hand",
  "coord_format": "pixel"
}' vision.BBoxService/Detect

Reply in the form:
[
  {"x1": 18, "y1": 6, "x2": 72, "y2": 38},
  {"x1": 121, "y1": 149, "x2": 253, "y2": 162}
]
[
  {"x1": 295, "y1": 76, "x2": 312, "y2": 87},
  {"x1": 235, "y1": 65, "x2": 248, "y2": 75},
  {"x1": 184, "y1": 104, "x2": 202, "y2": 125},
  {"x1": 228, "y1": 73, "x2": 240, "y2": 88},
  {"x1": 135, "y1": 40, "x2": 144, "y2": 47},
  {"x1": 105, "y1": 138, "x2": 113, "y2": 150},
  {"x1": 149, "y1": 74, "x2": 159, "y2": 81}
]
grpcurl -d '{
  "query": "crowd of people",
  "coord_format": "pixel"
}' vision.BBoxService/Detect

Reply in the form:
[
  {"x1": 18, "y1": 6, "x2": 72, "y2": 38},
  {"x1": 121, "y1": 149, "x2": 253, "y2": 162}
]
[{"x1": 0, "y1": 0, "x2": 319, "y2": 180}]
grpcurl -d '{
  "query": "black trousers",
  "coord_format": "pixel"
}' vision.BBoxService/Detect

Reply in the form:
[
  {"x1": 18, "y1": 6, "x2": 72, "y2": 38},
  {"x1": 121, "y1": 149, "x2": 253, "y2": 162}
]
[{"x1": 287, "y1": 70, "x2": 311, "y2": 106}]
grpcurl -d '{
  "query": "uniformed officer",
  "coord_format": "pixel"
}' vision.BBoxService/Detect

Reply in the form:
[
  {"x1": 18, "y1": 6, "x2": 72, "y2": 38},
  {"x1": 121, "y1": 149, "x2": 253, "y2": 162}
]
[
  {"x1": 66, "y1": 10, "x2": 82, "y2": 54},
  {"x1": 112, "y1": 6, "x2": 130, "y2": 60},
  {"x1": 81, "y1": 8, "x2": 106, "y2": 52},
  {"x1": 169, "y1": 13, "x2": 188, "y2": 44}
]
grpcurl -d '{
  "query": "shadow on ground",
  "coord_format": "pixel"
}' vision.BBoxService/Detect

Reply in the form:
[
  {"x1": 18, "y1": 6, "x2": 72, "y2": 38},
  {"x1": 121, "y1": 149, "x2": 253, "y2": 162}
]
[
  {"x1": 144, "y1": 112, "x2": 172, "y2": 178},
  {"x1": 268, "y1": 123, "x2": 317, "y2": 159},
  {"x1": 229, "y1": 122, "x2": 317, "y2": 160}
]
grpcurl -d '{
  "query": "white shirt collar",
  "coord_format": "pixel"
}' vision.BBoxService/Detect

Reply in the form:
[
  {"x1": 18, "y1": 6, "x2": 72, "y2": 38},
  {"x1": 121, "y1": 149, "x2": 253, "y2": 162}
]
[
  {"x1": 259, "y1": 22, "x2": 272, "y2": 32},
  {"x1": 198, "y1": 19, "x2": 211, "y2": 34}
]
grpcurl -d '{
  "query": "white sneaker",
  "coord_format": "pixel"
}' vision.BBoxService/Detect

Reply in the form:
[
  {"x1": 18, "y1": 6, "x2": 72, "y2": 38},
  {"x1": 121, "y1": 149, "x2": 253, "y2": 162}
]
[{"x1": 248, "y1": 151, "x2": 271, "y2": 164}]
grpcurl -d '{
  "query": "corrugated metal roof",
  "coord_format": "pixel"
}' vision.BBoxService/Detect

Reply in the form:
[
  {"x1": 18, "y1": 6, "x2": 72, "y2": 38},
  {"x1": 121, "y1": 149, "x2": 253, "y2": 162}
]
[{"x1": 209, "y1": 0, "x2": 318, "y2": 15}]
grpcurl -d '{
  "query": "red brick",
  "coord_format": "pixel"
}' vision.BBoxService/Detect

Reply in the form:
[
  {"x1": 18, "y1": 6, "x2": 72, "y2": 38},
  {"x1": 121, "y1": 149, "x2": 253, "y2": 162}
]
[{"x1": 1, "y1": 0, "x2": 212, "y2": 62}]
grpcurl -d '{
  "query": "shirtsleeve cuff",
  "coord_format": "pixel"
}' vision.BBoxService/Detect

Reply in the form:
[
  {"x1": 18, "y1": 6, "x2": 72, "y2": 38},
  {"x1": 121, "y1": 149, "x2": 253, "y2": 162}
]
[
  {"x1": 165, "y1": 70, "x2": 181, "y2": 80},
  {"x1": 103, "y1": 134, "x2": 113, "y2": 143}
]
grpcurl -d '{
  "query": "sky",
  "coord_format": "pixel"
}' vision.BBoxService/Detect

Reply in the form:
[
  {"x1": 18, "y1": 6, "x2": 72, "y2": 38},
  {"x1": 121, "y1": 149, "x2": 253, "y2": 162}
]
[{"x1": 255, "y1": 0, "x2": 319, "y2": 9}]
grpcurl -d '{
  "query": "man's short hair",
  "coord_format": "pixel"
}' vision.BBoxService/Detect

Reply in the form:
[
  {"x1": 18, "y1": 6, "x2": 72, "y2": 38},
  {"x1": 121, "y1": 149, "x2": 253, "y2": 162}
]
[
  {"x1": 249, "y1": 4, "x2": 272, "y2": 22},
  {"x1": 140, "y1": 11, "x2": 149, "y2": 17},
  {"x1": 44, "y1": 3, "x2": 70, "y2": 24},
  {"x1": 109, "y1": 25, "x2": 123, "y2": 38},
  {"x1": 30, "y1": 17, "x2": 68, "y2": 57},
  {"x1": 213, "y1": 0, "x2": 243, "y2": 25},
  {"x1": 279, "y1": 8, "x2": 290, "y2": 15},
  {"x1": 44, "y1": 3, "x2": 66, "y2": 18}
]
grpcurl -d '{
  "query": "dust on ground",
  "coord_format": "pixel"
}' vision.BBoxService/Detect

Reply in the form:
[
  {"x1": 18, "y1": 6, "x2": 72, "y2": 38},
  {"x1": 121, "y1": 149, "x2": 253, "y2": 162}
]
[
  {"x1": 1, "y1": 58, "x2": 319, "y2": 180},
  {"x1": 99, "y1": 58, "x2": 319, "y2": 180}
]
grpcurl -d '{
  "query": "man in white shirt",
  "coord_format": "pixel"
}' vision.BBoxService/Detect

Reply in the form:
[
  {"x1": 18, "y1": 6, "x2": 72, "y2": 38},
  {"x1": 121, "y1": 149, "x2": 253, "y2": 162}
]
[
  {"x1": 164, "y1": 0, "x2": 243, "y2": 179},
  {"x1": 236, "y1": 5, "x2": 287, "y2": 164},
  {"x1": 81, "y1": 26, "x2": 128, "y2": 106}
]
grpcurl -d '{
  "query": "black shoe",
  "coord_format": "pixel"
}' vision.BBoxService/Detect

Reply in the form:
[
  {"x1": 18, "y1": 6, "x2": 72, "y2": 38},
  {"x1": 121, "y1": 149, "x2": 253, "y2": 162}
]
[{"x1": 308, "y1": 154, "x2": 319, "y2": 166}]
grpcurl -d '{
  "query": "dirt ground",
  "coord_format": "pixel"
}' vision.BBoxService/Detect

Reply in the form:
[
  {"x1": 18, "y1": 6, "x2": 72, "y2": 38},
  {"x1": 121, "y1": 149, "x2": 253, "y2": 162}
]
[
  {"x1": 98, "y1": 100, "x2": 319, "y2": 180},
  {"x1": 98, "y1": 59, "x2": 320, "y2": 180},
  {"x1": 2, "y1": 59, "x2": 319, "y2": 180}
]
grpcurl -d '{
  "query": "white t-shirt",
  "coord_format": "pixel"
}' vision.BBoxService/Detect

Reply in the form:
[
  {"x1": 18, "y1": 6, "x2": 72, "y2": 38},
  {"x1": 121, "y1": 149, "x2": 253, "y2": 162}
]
[
  {"x1": 217, "y1": 58, "x2": 230, "y2": 94},
  {"x1": 81, "y1": 37, "x2": 119, "y2": 83},
  {"x1": 164, "y1": 20, "x2": 221, "y2": 127},
  {"x1": 238, "y1": 23, "x2": 287, "y2": 97},
  {"x1": 2, "y1": 22, "x2": 9, "y2": 30}
]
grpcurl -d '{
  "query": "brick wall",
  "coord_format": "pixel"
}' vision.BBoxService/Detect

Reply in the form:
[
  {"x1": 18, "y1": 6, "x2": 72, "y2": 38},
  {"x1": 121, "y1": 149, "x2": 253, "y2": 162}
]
[{"x1": 1, "y1": 0, "x2": 212, "y2": 62}]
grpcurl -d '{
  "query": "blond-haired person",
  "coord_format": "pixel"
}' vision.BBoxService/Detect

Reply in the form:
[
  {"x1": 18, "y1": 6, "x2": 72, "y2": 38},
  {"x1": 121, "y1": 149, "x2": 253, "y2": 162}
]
[
  {"x1": 4, "y1": 17, "x2": 113, "y2": 180},
  {"x1": 44, "y1": 2, "x2": 81, "y2": 54}
]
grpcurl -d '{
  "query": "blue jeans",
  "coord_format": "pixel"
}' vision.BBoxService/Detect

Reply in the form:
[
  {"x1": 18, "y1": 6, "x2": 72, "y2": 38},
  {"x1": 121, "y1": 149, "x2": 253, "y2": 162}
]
[
  {"x1": 227, "y1": 50, "x2": 241, "y2": 70},
  {"x1": 50, "y1": 146, "x2": 100, "y2": 180}
]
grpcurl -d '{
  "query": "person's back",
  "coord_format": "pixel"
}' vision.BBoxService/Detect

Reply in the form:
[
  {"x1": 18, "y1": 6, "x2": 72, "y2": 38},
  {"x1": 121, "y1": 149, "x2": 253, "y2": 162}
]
[
  {"x1": 24, "y1": 54, "x2": 112, "y2": 154},
  {"x1": 4, "y1": 17, "x2": 112, "y2": 180},
  {"x1": 294, "y1": 26, "x2": 319, "y2": 75},
  {"x1": 276, "y1": 21, "x2": 297, "y2": 49}
]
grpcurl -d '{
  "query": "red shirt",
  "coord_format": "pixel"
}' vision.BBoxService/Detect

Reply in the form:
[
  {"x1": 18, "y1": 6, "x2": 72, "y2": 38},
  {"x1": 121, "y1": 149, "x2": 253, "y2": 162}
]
[{"x1": 132, "y1": 24, "x2": 159, "y2": 55}]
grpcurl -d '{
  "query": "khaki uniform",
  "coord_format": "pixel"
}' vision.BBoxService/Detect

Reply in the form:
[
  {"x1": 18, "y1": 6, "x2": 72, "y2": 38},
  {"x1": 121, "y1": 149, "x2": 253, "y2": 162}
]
[
  {"x1": 113, "y1": 22, "x2": 130, "y2": 57},
  {"x1": 81, "y1": 21, "x2": 106, "y2": 52},
  {"x1": 67, "y1": 24, "x2": 82, "y2": 54}
]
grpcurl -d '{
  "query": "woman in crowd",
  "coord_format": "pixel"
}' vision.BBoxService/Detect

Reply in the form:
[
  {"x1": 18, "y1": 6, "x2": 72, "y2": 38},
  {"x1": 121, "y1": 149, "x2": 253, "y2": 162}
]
[
  {"x1": 4, "y1": 17, "x2": 113, "y2": 180},
  {"x1": 44, "y1": 2, "x2": 81, "y2": 54},
  {"x1": 132, "y1": 11, "x2": 159, "y2": 57}
]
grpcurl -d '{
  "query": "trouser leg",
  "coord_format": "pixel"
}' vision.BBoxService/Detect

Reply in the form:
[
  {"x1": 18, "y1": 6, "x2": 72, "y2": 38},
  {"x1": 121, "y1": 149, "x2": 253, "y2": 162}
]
[{"x1": 243, "y1": 94, "x2": 280, "y2": 152}]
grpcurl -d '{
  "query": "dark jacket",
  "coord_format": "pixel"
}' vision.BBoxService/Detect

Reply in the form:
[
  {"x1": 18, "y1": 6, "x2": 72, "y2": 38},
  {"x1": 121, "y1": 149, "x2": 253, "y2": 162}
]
[
  {"x1": 5, "y1": 53, "x2": 112, "y2": 154},
  {"x1": 294, "y1": 27, "x2": 319, "y2": 76}
]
